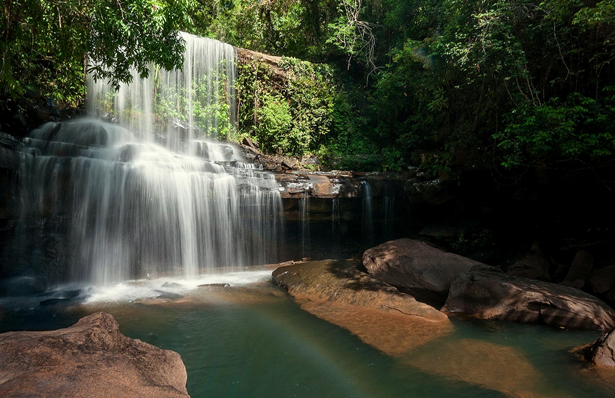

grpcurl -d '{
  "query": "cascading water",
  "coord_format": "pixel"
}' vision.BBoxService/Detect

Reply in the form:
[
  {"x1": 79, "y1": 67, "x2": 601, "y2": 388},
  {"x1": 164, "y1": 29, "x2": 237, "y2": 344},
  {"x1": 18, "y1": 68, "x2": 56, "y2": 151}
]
[
  {"x1": 361, "y1": 181, "x2": 374, "y2": 246},
  {"x1": 331, "y1": 197, "x2": 340, "y2": 242},
  {"x1": 17, "y1": 33, "x2": 283, "y2": 285},
  {"x1": 382, "y1": 195, "x2": 395, "y2": 241},
  {"x1": 88, "y1": 32, "x2": 237, "y2": 150},
  {"x1": 300, "y1": 195, "x2": 310, "y2": 259}
]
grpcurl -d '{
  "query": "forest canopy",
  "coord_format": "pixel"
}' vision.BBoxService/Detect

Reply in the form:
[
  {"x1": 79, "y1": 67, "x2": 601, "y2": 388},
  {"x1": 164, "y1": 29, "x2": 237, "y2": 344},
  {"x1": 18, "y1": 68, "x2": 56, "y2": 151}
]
[{"x1": 1, "y1": 0, "x2": 614, "y2": 173}]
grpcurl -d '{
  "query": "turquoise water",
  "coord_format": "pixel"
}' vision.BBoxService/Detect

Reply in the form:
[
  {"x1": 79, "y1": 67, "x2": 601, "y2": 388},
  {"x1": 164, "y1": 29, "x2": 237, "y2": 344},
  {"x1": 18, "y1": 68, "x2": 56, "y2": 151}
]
[{"x1": 1, "y1": 278, "x2": 614, "y2": 398}]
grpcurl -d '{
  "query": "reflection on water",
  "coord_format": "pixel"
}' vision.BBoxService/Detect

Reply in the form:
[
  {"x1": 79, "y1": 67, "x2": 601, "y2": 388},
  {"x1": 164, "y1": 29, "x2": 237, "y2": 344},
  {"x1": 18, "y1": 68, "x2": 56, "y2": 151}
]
[{"x1": 1, "y1": 274, "x2": 614, "y2": 398}]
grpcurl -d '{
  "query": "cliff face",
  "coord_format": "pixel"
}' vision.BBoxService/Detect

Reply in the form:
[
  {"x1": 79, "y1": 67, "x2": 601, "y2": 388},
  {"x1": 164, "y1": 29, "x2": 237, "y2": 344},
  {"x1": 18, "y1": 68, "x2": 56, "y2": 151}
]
[{"x1": 236, "y1": 48, "x2": 285, "y2": 82}]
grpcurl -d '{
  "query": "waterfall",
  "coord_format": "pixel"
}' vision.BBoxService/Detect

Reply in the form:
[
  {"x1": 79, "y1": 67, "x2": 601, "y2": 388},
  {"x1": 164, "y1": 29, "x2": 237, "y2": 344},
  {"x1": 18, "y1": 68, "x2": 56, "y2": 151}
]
[
  {"x1": 331, "y1": 197, "x2": 340, "y2": 242},
  {"x1": 382, "y1": 195, "x2": 395, "y2": 241},
  {"x1": 87, "y1": 32, "x2": 237, "y2": 149},
  {"x1": 18, "y1": 34, "x2": 282, "y2": 285},
  {"x1": 300, "y1": 195, "x2": 310, "y2": 259},
  {"x1": 361, "y1": 181, "x2": 374, "y2": 246}
]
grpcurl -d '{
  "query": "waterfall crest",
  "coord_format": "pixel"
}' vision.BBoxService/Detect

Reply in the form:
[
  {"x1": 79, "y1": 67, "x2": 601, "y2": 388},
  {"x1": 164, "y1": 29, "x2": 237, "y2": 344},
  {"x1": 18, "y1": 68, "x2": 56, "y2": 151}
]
[{"x1": 19, "y1": 34, "x2": 282, "y2": 285}]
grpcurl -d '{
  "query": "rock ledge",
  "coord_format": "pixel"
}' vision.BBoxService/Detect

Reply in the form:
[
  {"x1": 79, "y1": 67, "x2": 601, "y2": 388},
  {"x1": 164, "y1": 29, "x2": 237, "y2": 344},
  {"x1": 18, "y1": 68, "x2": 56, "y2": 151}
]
[{"x1": 273, "y1": 259, "x2": 452, "y2": 356}]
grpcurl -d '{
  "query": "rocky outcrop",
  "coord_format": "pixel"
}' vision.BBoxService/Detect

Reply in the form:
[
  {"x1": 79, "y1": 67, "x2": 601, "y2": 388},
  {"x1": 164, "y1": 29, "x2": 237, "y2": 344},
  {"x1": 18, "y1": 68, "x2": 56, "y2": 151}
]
[
  {"x1": 236, "y1": 47, "x2": 285, "y2": 83},
  {"x1": 505, "y1": 244, "x2": 551, "y2": 281},
  {"x1": 241, "y1": 162, "x2": 413, "y2": 200},
  {"x1": 442, "y1": 271, "x2": 615, "y2": 331},
  {"x1": 362, "y1": 239, "x2": 495, "y2": 306},
  {"x1": 273, "y1": 259, "x2": 452, "y2": 356},
  {"x1": 0, "y1": 133, "x2": 20, "y2": 171},
  {"x1": 237, "y1": 142, "x2": 449, "y2": 202},
  {"x1": 560, "y1": 250, "x2": 594, "y2": 289},
  {"x1": 0, "y1": 132, "x2": 20, "y2": 225},
  {"x1": 582, "y1": 329, "x2": 615, "y2": 367},
  {"x1": 588, "y1": 266, "x2": 615, "y2": 302},
  {"x1": 0, "y1": 312, "x2": 189, "y2": 397}
]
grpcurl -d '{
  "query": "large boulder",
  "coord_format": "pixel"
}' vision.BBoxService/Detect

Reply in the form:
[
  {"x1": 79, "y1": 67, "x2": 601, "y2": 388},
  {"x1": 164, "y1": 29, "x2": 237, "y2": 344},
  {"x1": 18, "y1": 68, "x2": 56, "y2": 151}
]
[
  {"x1": 560, "y1": 250, "x2": 594, "y2": 289},
  {"x1": 0, "y1": 312, "x2": 189, "y2": 397},
  {"x1": 588, "y1": 265, "x2": 615, "y2": 299},
  {"x1": 505, "y1": 244, "x2": 551, "y2": 281},
  {"x1": 273, "y1": 259, "x2": 452, "y2": 356},
  {"x1": 583, "y1": 329, "x2": 615, "y2": 367},
  {"x1": 442, "y1": 271, "x2": 615, "y2": 331},
  {"x1": 362, "y1": 239, "x2": 494, "y2": 306}
]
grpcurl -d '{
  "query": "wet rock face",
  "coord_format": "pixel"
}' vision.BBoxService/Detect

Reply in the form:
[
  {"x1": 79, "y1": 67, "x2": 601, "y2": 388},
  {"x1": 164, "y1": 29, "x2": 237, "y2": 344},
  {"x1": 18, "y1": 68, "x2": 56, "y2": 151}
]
[
  {"x1": 0, "y1": 132, "x2": 20, "y2": 226},
  {"x1": 442, "y1": 271, "x2": 615, "y2": 331},
  {"x1": 362, "y1": 239, "x2": 495, "y2": 307},
  {"x1": 0, "y1": 312, "x2": 189, "y2": 398}
]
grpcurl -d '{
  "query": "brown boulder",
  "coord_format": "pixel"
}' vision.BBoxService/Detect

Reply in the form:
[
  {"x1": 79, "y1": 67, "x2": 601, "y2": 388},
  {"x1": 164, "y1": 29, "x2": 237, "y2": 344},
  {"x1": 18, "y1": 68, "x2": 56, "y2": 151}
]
[
  {"x1": 588, "y1": 266, "x2": 615, "y2": 295},
  {"x1": 561, "y1": 250, "x2": 594, "y2": 289},
  {"x1": 362, "y1": 239, "x2": 494, "y2": 306},
  {"x1": 506, "y1": 244, "x2": 551, "y2": 281},
  {"x1": 442, "y1": 271, "x2": 615, "y2": 331},
  {"x1": 0, "y1": 312, "x2": 188, "y2": 397},
  {"x1": 583, "y1": 329, "x2": 615, "y2": 367},
  {"x1": 272, "y1": 259, "x2": 452, "y2": 356}
]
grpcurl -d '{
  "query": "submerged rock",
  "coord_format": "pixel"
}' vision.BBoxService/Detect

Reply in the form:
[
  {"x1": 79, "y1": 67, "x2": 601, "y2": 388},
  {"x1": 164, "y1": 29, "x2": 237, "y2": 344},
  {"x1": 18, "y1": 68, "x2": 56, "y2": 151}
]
[
  {"x1": 273, "y1": 259, "x2": 452, "y2": 356},
  {"x1": 198, "y1": 283, "x2": 230, "y2": 288},
  {"x1": 407, "y1": 339, "x2": 549, "y2": 398},
  {"x1": 161, "y1": 282, "x2": 183, "y2": 288},
  {"x1": 0, "y1": 312, "x2": 188, "y2": 397},
  {"x1": 155, "y1": 290, "x2": 184, "y2": 300},
  {"x1": 442, "y1": 271, "x2": 615, "y2": 331},
  {"x1": 39, "y1": 289, "x2": 82, "y2": 307},
  {"x1": 362, "y1": 239, "x2": 495, "y2": 307}
]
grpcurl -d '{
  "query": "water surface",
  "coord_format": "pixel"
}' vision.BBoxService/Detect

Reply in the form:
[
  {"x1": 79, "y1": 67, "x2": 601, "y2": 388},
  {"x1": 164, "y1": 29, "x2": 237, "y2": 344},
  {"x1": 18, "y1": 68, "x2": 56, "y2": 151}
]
[{"x1": 1, "y1": 273, "x2": 614, "y2": 398}]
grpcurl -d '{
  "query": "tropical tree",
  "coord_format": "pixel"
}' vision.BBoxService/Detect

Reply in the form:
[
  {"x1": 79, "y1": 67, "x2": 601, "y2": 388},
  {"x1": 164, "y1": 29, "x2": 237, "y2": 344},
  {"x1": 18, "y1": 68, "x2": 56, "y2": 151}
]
[{"x1": 0, "y1": 0, "x2": 191, "y2": 107}]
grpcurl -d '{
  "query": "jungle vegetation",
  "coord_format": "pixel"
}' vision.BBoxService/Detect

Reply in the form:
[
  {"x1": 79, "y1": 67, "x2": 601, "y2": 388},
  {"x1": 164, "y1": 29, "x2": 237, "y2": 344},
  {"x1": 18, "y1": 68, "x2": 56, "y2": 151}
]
[{"x1": 1, "y1": 0, "x2": 614, "y2": 173}]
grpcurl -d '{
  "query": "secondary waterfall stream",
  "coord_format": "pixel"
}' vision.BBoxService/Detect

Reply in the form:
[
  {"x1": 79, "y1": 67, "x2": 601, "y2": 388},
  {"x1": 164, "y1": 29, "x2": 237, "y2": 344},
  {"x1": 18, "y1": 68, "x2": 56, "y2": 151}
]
[{"x1": 17, "y1": 33, "x2": 283, "y2": 285}]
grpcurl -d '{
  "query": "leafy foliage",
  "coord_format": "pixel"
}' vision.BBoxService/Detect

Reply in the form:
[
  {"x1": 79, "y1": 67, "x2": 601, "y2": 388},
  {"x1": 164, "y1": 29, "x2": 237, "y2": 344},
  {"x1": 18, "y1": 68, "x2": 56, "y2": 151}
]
[
  {"x1": 3, "y1": 0, "x2": 615, "y2": 173},
  {"x1": 189, "y1": 0, "x2": 340, "y2": 61},
  {"x1": 0, "y1": 0, "x2": 190, "y2": 108},
  {"x1": 236, "y1": 56, "x2": 339, "y2": 157}
]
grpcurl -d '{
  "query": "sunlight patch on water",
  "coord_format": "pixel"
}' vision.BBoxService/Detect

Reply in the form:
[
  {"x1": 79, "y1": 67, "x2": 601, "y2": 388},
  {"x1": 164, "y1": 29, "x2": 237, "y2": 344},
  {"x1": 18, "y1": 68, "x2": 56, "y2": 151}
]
[{"x1": 83, "y1": 270, "x2": 273, "y2": 304}]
